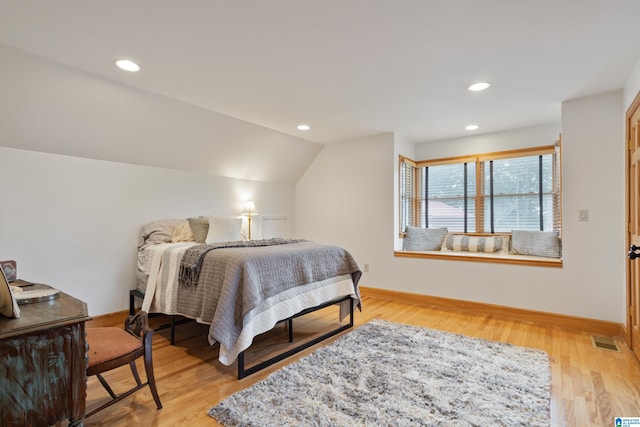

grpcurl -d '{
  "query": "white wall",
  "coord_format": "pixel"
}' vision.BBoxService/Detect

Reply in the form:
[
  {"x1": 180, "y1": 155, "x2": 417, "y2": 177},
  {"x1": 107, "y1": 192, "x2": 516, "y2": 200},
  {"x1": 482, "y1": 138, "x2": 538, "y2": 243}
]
[
  {"x1": 559, "y1": 91, "x2": 626, "y2": 322},
  {"x1": 297, "y1": 96, "x2": 626, "y2": 323},
  {"x1": 624, "y1": 57, "x2": 640, "y2": 110},
  {"x1": 414, "y1": 123, "x2": 561, "y2": 161},
  {"x1": 0, "y1": 147, "x2": 295, "y2": 316},
  {"x1": 295, "y1": 133, "x2": 395, "y2": 288},
  {"x1": 0, "y1": 42, "x2": 322, "y2": 185}
]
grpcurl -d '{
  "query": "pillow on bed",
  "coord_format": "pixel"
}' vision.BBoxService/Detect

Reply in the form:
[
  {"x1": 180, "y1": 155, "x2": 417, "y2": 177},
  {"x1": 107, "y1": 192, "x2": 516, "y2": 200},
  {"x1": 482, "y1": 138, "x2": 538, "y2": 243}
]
[
  {"x1": 188, "y1": 217, "x2": 209, "y2": 243},
  {"x1": 403, "y1": 226, "x2": 447, "y2": 251},
  {"x1": 205, "y1": 216, "x2": 243, "y2": 243},
  {"x1": 139, "y1": 219, "x2": 185, "y2": 249},
  {"x1": 171, "y1": 221, "x2": 196, "y2": 243}
]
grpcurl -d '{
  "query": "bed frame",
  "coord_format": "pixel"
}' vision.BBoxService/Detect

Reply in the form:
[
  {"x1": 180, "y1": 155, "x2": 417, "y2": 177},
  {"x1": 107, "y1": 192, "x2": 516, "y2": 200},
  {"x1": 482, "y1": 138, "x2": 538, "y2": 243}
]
[{"x1": 129, "y1": 290, "x2": 355, "y2": 379}]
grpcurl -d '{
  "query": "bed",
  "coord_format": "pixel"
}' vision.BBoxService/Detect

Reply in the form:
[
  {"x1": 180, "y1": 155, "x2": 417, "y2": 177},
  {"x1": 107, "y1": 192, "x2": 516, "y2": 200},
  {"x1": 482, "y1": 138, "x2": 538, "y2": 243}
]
[{"x1": 135, "y1": 217, "x2": 362, "y2": 378}]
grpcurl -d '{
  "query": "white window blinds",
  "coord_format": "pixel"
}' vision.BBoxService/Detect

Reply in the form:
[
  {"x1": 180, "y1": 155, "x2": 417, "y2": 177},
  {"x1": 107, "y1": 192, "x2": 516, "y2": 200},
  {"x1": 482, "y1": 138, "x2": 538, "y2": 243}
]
[{"x1": 400, "y1": 141, "x2": 561, "y2": 235}]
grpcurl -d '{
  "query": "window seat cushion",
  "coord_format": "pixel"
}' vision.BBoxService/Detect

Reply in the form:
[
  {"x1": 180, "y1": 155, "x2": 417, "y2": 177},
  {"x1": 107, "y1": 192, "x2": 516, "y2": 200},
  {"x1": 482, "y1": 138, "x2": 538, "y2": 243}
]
[
  {"x1": 398, "y1": 229, "x2": 562, "y2": 266},
  {"x1": 396, "y1": 248, "x2": 562, "y2": 267}
]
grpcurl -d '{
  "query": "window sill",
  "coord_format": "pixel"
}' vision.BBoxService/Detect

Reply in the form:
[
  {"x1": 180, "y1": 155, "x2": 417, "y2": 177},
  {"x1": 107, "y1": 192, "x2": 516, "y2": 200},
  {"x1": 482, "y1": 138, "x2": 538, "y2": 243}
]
[{"x1": 394, "y1": 250, "x2": 563, "y2": 268}]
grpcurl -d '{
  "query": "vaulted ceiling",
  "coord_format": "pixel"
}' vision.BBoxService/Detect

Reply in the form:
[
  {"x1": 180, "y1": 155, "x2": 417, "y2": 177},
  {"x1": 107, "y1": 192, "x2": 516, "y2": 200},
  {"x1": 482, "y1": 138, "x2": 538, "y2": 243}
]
[{"x1": 1, "y1": 0, "x2": 639, "y2": 146}]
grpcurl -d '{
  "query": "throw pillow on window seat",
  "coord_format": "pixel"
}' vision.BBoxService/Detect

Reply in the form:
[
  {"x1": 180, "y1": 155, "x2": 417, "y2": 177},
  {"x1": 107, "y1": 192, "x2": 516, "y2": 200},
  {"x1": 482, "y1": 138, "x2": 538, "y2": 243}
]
[
  {"x1": 510, "y1": 230, "x2": 561, "y2": 258},
  {"x1": 403, "y1": 226, "x2": 448, "y2": 251},
  {"x1": 441, "y1": 234, "x2": 510, "y2": 254}
]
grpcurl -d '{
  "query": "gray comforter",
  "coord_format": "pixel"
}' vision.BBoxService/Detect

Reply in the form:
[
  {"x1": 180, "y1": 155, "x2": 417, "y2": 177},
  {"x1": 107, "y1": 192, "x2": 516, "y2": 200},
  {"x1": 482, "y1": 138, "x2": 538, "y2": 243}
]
[{"x1": 175, "y1": 240, "x2": 362, "y2": 357}]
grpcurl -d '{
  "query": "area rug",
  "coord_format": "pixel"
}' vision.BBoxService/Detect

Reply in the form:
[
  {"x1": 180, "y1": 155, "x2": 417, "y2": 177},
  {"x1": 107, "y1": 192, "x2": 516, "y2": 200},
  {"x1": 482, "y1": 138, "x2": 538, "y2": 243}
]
[{"x1": 208, "y1": 319, "x2": 551, "y2": 426}]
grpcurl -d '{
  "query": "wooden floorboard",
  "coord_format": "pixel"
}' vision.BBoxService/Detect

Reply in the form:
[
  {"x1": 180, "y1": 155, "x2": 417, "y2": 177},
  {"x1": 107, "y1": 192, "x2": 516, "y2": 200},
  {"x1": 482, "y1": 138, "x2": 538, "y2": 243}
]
[{"x1": 69, "y1": 294, "x2": 640, "y2": 427}]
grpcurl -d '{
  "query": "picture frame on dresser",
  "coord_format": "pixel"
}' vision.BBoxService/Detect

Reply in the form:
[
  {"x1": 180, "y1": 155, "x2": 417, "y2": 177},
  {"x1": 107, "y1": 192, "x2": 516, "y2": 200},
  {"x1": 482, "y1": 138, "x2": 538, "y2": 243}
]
[{"x1": 0, "y1": 265, "x2": 19, "y2": 319}]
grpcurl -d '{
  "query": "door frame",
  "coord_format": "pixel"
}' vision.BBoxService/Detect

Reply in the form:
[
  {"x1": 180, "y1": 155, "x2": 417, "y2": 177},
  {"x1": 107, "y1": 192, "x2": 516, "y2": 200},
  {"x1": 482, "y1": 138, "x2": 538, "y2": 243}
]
[{"x1": 625, "y1": 89, "x2": 640, "y2": 354}]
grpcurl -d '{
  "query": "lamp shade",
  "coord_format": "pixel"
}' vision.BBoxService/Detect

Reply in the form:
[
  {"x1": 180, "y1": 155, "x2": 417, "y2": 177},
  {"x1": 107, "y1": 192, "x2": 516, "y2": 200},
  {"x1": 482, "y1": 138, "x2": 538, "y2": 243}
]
[{"x1": 241, "y1": 201, "x2": 258, "y2": 216}]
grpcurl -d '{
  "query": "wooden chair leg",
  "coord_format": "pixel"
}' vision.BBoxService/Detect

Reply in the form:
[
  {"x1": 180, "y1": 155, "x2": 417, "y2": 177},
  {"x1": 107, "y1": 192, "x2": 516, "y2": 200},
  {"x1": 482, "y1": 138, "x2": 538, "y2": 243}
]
[
  {"x1": 129, "y1": 361, "x2": 143, "y2": 386},
  {"x1": 144, "y1": 353, "x2": 162, "y2": 409},
  {"x1": 96, "y1": 373, "x2": 118, "y2": 399}
]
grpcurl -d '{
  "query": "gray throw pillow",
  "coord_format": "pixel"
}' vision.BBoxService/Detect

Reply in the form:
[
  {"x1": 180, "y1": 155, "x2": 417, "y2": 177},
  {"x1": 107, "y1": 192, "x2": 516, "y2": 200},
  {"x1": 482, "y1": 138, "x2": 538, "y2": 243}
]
[
  {"x1": 188, "y1": 217, "x2": 210, "y2": 243},
  {"x1": 403, "y1": 226, "x2": 448, "y2": 251},
  {"x1": 510, "y1": 230, "x2": 561, "y2": 258}
]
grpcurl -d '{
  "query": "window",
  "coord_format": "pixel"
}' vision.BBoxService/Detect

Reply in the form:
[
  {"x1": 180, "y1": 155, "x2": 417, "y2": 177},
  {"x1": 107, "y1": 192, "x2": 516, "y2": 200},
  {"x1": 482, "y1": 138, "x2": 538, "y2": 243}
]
[{"x1": 400, "y1": 143, "x2": 561, "y2": 235}]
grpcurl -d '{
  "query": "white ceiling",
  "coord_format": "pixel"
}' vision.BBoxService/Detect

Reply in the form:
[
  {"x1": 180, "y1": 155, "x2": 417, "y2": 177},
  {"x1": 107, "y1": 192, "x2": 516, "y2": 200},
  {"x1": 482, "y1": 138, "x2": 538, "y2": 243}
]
[{"x1": 1, "y1": 0, "x2": 639, "y2": 145}]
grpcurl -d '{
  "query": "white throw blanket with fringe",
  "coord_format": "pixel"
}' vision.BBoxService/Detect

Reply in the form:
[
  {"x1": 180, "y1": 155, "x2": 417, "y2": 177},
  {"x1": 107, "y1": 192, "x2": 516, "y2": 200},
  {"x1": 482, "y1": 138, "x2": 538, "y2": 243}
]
[{"x1": 142, "y1": 242, "x2": 197, "y2": 314}]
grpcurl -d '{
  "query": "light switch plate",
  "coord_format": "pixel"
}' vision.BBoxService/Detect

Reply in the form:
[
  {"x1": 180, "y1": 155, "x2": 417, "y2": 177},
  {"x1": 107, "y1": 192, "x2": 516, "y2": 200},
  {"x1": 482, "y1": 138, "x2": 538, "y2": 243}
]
[{"x1": 579, "y1": 209, "x2": 589, "y2": 221}]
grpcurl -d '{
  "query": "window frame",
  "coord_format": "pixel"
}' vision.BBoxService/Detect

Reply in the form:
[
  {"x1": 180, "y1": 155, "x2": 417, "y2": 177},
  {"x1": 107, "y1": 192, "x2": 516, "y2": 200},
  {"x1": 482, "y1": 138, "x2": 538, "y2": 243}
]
[{"x1": 397, "y1": 141, "x2": 563, "y2": 267}]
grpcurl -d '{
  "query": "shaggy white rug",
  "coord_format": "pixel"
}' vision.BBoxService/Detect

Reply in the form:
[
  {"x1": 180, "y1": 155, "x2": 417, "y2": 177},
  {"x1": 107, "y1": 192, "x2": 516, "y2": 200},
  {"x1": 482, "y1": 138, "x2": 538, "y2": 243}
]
[{"x1": 209, "y1": 319, "x2": 550, "y2": 426}]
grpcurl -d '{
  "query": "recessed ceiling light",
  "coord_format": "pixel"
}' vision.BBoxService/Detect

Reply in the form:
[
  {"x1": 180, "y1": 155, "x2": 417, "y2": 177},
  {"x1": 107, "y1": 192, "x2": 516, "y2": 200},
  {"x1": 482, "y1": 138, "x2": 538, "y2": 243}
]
[
  {"x1": 465, "y1": 124, "x2": 479, "y2": 131},
  {"x1": 114, "y1": 59, "x2": 141, "y2": 72},
  {"x1": 297, "y1": 124, "x2": 310, "y2": 131},
  {"x1": 468, "y1": 82, "x2": 490, "y2": 92}
]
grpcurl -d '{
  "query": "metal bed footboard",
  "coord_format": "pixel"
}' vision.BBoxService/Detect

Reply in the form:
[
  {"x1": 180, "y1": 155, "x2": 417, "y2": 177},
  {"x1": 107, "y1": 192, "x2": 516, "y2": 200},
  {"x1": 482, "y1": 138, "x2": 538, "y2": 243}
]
[
  {"x1": 129, "y1": 290, "x2": 356, "y2": 379},
  {"x1": 236, "y1": 294, "x2": 355, "y2": 379}
]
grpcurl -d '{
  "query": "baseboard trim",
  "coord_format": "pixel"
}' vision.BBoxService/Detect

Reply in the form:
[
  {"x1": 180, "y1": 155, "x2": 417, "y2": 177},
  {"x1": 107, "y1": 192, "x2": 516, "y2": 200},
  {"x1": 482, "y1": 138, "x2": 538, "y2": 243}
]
[
  {"x1": 90, "y1": 289, "x2": 625, "y2": 340},
  {"x1": 360, "y1": 286, "x2": 625, "y2": 338},
  {"x1": 86, "y1": 309, "x2": 129, "y2": 327}
]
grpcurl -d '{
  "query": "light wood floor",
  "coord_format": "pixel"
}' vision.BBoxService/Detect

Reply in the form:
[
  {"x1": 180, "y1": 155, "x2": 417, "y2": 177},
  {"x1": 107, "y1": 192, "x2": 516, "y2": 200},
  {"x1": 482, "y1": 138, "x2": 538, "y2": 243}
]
[{"x1": 76, "y1": 294, "x2": 640, "y2": 427}]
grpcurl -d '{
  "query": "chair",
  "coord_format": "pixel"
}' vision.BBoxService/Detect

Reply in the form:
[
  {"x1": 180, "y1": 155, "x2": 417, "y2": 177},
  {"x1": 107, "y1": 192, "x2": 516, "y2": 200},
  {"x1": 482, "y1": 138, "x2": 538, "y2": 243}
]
[{"x1": 85, "y1": 311, "x2": 162, "y2": 419}]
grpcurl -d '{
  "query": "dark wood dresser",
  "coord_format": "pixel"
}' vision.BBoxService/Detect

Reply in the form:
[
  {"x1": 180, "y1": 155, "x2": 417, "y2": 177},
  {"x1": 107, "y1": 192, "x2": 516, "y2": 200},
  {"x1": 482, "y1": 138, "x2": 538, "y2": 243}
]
[{"x1": 0, "y1": 290, "x2": 90, "y2": 427}]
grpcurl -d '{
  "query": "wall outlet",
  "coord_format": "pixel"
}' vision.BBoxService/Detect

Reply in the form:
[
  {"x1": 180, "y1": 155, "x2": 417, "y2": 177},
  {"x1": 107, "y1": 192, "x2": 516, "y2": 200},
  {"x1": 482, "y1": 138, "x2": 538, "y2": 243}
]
[{"x1": 363, "y1": 263, "x2": 369, "y2": 272}]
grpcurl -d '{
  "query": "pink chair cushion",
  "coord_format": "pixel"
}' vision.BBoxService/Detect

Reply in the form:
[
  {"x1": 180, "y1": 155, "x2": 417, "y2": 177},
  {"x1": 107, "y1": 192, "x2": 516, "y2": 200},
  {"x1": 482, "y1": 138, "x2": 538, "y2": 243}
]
[{"x1": 86, "y1": 327, "x2": 143, "y2": 368}]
